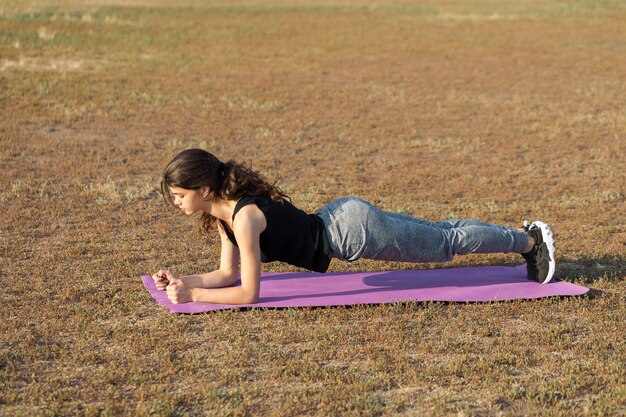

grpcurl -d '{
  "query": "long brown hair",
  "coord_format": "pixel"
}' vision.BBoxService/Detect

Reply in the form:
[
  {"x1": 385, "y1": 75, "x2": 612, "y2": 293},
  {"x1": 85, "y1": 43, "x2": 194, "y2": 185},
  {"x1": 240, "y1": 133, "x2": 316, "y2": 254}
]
[{"x1": 160, "y1": 148, "x2": 290, "y2": 237}]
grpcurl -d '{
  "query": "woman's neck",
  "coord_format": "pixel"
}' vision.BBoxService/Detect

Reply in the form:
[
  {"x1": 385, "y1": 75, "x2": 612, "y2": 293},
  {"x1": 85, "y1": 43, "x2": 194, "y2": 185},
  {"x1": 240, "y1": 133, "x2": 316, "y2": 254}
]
[{"x1": 207, "y1": 198, "x2": 239, "y2": 223}]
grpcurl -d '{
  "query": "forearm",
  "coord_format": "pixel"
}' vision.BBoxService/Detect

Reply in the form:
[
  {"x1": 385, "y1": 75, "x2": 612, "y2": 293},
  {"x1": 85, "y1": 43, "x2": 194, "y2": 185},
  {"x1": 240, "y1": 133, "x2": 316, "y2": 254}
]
[
  {"x1": 190, "y1": 285, "x2": 258, "y2": 305},
  {"x1": 180, "y1": 269, "x2": 236, "y2": 289}
]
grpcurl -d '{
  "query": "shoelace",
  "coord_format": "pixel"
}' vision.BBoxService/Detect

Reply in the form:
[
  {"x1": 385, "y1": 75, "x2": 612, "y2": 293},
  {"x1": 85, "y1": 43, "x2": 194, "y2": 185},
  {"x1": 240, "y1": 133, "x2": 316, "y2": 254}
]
[
  {"x1": 523, "y1": 220, "x2": 557, "y2": 244},
  {"x1": 522, "y1": 220, "x2": 530, "y2": 231}
]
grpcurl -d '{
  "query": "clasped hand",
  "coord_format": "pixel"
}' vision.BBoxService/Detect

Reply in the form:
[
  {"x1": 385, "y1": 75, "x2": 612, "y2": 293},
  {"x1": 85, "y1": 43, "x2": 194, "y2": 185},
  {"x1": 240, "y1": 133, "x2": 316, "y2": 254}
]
[{"x1": 151, "y1": 269, "x2": 192, "y2": 304}]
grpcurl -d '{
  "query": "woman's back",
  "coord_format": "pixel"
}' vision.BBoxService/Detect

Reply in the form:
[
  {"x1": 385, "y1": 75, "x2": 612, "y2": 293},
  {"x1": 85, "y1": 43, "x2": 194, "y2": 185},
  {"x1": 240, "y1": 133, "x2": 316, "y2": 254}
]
[{"x1": 220, "y1": 196, "x2": 332, "y2": 272}]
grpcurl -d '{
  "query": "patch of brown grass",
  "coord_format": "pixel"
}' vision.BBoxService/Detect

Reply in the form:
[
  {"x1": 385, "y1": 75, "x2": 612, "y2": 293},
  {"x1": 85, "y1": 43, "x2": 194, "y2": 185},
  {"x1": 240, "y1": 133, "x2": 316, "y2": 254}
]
[{"x1": 1, "y1": 1, "x2": 624, "y2": 415}]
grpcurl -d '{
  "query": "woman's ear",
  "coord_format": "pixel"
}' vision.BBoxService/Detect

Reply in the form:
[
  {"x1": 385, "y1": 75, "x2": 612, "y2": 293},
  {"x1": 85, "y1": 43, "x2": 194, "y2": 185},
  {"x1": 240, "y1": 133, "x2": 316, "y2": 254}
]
[{"x1": 200, "y1": 185, "x2": 210, "y2": 198}]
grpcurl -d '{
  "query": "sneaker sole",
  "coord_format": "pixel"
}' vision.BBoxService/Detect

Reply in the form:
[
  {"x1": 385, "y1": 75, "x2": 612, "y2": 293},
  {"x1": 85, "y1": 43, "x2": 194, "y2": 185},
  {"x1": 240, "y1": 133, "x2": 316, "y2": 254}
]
[{"x1": 531, "y1": 221, "x2": 556, "y2": 283}]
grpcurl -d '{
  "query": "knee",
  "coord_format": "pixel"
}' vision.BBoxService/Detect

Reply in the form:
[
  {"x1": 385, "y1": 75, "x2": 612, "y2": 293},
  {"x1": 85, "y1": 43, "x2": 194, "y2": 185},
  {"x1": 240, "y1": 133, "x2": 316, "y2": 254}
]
[{"x1": 439, "y1": 229, "x2": 458, "y2": 261}]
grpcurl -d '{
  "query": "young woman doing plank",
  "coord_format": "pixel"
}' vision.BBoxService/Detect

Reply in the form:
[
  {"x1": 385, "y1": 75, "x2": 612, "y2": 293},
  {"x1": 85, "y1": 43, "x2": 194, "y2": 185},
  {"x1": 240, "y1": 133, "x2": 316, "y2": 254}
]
[{"x1": 152, "y1": 149, "x2": 556, "y2": 305}]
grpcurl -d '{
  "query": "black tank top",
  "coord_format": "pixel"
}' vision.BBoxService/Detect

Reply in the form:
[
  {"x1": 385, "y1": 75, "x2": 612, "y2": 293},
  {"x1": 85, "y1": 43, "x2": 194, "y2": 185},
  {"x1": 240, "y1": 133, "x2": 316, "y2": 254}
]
[{"x1": 219, "y1": 196, "x2": 332, "y2": 273}]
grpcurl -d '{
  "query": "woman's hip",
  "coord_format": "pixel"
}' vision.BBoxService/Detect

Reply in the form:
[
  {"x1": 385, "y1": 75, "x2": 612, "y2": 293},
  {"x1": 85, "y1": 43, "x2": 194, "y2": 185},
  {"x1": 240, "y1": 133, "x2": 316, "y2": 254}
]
[{"x1": 316, "y1": 197, "x2": 374, "y2": 262}]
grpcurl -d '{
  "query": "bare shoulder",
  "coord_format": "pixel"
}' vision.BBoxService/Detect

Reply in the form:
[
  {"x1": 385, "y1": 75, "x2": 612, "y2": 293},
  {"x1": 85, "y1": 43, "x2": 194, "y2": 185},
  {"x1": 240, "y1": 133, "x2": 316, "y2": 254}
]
[{"x1": 233, "y1": 204, "x2": 267, "y2": 235}]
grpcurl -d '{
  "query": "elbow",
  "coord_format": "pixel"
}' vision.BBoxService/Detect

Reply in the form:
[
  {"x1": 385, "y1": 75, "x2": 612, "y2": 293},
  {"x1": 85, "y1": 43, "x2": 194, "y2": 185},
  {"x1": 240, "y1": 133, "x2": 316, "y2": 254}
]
[
  {"x1": 241, "y1": 290, "x2": 259, "y2": 304},
  {"x1": 244, "y1": 294, "x2": 259, "y2": 304},
  {"x1": 225, "y1": 275, "x2": 238, "y2": 287},
  {"x1": 220, "y1": 269, "x2": 238, "y2": 287}
]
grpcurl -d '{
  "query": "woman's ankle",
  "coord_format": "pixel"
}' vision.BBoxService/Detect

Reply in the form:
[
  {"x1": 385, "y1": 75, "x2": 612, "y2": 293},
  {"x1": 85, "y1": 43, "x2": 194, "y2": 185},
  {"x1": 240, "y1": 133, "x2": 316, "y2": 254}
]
[{"x1": 522, "y1": 236, "x2": 535, "y2": 253}]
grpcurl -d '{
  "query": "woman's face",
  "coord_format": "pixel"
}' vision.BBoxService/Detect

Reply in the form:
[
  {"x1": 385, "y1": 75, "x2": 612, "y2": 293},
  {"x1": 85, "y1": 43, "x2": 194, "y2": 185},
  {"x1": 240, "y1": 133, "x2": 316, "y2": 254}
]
[{"x1": 169, "y1": 186, "x2": 209, "y2": 215}]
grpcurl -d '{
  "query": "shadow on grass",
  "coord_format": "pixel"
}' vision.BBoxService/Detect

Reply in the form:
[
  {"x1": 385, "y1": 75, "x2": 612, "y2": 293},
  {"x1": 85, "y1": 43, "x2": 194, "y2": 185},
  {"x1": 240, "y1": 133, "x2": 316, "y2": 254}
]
[
  {"x1": 556, "y1": 255, "x2": 625, "y2": 300},
  {"x1": 557, "y1": 255, "x2": 625, "y2": 284}
]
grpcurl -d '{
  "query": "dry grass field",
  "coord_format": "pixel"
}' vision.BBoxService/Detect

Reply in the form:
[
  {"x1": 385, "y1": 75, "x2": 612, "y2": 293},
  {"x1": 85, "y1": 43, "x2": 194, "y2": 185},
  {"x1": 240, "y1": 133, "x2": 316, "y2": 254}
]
[{"x1": 1, "y1": 0, "x2": 624, "y2": 415}]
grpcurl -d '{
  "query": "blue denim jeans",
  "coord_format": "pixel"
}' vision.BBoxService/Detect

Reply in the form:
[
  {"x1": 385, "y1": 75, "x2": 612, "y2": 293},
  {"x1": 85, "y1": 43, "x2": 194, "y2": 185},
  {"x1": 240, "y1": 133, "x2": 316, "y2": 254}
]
[{"x1": 316, "y1": 197, "x2": 528, "y2": 263}]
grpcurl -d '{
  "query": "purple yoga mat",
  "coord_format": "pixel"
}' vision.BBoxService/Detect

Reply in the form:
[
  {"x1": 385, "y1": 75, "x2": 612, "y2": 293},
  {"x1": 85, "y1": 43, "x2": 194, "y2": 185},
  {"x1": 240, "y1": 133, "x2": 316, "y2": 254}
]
[{"x1": 140, "y1": 264, "x2": 589, "y2": 314}]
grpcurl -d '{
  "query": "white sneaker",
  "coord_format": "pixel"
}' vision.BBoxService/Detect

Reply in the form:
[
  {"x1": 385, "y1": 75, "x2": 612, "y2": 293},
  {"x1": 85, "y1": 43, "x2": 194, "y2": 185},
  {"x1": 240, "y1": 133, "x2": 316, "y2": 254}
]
[{"x1": 521, "y1": 220, "x2": 556, "y2": 284}]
